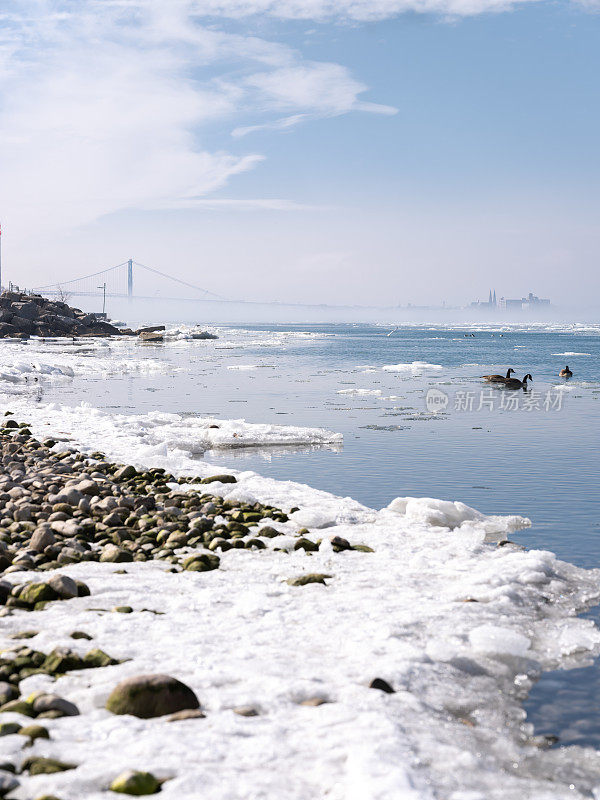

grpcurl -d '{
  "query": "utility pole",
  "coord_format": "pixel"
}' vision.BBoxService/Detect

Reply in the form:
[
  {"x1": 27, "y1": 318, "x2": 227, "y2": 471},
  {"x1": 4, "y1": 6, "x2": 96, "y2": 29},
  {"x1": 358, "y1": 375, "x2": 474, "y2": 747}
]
[
  {"x1": 127, "y1": 259, "x2": 133, "y2": 300},
  {"x1": 97, "y1": 283, "x2": 106, "y2": 316}
]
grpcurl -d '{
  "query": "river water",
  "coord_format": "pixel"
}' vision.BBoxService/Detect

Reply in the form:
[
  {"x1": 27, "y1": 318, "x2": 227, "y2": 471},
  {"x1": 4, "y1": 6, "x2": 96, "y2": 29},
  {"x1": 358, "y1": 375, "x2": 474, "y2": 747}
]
[{"x1": 6, "y1": 320, "x2": 600, "y2": 747}]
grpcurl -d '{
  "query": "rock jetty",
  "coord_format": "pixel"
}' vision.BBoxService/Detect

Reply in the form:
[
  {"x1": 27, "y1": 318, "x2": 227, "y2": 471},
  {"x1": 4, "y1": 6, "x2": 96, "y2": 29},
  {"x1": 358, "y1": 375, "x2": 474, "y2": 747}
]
[{"x1": 0, "y1": 292, "x2": 125, "y2": 338}]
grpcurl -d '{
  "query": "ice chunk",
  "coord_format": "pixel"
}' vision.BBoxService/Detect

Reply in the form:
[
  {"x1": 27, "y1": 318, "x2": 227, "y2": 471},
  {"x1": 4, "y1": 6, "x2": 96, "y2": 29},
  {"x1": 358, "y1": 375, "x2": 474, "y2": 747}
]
[
  {"x1": 382, "y1": 361, "x2": 443, "y2": 373},
  {"x1": 385, "y1": 496, "x2": 530, "y2": 536},
  {"x1": 469, "y1": 625, "x2": 531, "y2": 657}
]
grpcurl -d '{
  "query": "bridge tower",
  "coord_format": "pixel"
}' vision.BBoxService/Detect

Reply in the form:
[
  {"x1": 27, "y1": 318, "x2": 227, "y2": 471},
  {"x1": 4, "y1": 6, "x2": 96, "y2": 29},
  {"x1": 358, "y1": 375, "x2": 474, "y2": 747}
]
[{"x1": 127, "y1": 259, "x2": 133, "y2": 300}]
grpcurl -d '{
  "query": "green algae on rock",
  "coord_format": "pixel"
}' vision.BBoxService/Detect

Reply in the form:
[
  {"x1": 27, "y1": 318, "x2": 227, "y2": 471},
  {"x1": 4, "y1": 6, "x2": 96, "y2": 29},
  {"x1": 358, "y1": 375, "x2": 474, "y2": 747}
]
[
  {"x1": 106, "y1": 674, "x2": 200, "y2": 719},
  {"x1": 110, "y1": 770, "x2": 162, "y2": 795}
]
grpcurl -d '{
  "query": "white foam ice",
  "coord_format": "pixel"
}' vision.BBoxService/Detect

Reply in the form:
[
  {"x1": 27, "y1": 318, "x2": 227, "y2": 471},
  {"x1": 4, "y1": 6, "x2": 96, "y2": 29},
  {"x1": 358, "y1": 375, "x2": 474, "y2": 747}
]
[
  {"x1": 0, "y1": 344, "x2": 168, "y2": 383},
  {"x1": 385, "y1": 496, "x2": 529, "y2": 537},
  {"x1": 3, "y1": 402, "x2": 342, "y2": 461},
  {"x1": 0, "y1": 360, "x2": 74, "y2": 382},
  {"x1": 337, "y1": 388, "x2": 383, "y2": 396},
  {"x1": 1, "y1": 472, "x2": 600, "y2": 799},
  {"x1": 551, "y1": 352, "x2": 592, "y2": 356},
  {"x1": 226, "y1": 364, "x2": 259, "y2": 371},
  {"x1": 382, "y1": 361, "x2": 443, "y2": 373}
]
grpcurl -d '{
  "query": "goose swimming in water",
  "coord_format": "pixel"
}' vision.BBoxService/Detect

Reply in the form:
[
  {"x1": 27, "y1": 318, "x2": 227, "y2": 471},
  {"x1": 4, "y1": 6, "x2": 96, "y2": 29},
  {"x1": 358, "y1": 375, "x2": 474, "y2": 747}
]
[
  {"x1": 559, "y1": 365, "x2": 573, "y2": 378},
  {"x1": 481, "y1": 368, "x2": 515, "y2": 383},
  {"x1": 504, "y1": 373, "x2": 533, "y2": 389}
]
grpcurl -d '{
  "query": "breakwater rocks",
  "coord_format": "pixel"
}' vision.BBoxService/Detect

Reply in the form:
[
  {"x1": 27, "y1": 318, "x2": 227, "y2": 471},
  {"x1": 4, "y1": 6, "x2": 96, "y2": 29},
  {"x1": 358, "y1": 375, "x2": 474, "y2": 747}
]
[{"x1": 0, "y1": 292, "x2": 123, "y2": 338}]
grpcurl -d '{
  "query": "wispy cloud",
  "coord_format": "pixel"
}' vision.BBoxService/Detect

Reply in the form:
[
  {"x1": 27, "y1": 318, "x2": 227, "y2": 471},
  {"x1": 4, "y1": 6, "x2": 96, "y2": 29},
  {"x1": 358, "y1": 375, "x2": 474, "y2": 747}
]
[
  {"x1": 190, "y1": 0, "x2": 544, "y2": 20},
  {"x1": 143, "y1": 197, "x2": 330, "y2": 211},
  {"x1": 0, "y1": 1, "x2": 397, "y2": 237}
]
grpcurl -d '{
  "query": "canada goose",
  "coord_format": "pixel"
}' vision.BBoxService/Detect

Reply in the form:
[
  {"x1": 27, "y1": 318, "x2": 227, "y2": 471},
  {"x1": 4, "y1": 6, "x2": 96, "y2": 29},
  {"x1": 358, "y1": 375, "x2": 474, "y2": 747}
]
[
  {"x1": 559, "y1": 366, "x2": 573, "y2": 378},
  {"x1": 505, "y1": 373, "x2": 533, "y2": 389},
  {"x1": 481, "y1": 368, "x2": 515, "y2": 383}
]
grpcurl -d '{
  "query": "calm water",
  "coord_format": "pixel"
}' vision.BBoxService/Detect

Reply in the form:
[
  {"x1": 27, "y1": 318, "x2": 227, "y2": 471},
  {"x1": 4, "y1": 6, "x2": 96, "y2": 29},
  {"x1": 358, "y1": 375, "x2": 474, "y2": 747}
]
[{"x1": 18, "y1": 321, "x2": 600, "y2": 746}]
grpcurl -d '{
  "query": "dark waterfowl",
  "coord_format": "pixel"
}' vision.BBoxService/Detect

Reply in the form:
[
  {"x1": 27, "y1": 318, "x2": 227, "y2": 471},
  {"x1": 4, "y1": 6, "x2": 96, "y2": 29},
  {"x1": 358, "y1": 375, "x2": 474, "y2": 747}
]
[
  {"x1": 505, "y1": 373, "x2": 533, "y2": 389},
  {"x1": 481, "y1": 368, "x2": 515, "y2": 383},
  {"x1": 559, "y1": 366, "x2": 573, "y2": 378}
]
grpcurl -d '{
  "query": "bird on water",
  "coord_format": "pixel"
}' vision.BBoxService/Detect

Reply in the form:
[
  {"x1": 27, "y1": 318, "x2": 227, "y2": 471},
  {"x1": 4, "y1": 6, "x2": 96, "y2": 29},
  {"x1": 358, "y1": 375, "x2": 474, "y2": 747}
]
[
  {"x1": 504, "y1": 373, "x2": 533, "y2": 389},
  {"x1": 481, "y1": 368, "x2": 515, "y2": 383}
]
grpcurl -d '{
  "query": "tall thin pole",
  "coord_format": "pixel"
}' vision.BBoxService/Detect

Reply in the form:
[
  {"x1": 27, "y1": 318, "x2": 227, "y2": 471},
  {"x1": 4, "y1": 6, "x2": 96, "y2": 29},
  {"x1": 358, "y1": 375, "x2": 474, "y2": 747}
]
[
  {"x1": 0, "y1": 221, "x2": 3, "y2": 294},
  {"x1": 97, "y1": 283, "x2": 106, "y2": 315},
  {"x1": 127, "y1": 259, "x2": 133, "y2": 300}
]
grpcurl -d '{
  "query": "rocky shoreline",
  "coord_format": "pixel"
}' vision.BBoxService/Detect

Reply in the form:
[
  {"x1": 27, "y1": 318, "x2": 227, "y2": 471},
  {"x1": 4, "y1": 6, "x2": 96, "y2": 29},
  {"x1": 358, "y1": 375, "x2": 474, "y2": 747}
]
[
  {"x1": 0, "y1": 293, "x2": 124, "y2": 339},
  {"x1": 0, "y1": 293, "x2": 220, "y2": 342},
  {"x1": 0, "y1": 416, "x2": 369, "y2": 797}
]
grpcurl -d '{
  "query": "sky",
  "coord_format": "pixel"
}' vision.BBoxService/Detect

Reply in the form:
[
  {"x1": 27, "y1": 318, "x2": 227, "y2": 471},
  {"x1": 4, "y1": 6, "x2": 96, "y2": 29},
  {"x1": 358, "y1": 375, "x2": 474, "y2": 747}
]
[{"x1": 1, "y1": 0, "x2": 599, "y2": 310}]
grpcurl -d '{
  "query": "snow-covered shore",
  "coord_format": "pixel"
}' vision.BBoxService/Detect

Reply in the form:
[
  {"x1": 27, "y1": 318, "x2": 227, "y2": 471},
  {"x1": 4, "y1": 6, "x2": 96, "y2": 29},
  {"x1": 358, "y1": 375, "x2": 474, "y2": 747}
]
[{"x1": 0, "y1": 403, "x2": 600, "y2": 798}]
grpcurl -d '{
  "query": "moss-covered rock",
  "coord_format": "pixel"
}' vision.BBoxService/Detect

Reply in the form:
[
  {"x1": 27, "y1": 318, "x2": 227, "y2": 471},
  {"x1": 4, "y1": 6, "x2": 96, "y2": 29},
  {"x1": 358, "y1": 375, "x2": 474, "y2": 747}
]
[
  {"x1": 109, "y1": 770, "x2": 161, "y2": 795},
  {"x1": 106, "y1": 674, "x2": 200, "y2": 719},
  {"x1": 182, "y1": 553, "x2": 219, "y2": 572},
  {"x1": 0, "y1": 722, "x2": 21, "y2": 736},
  {"x1": 0, "y1": 699, "x2": 35, "y2": 716},
  {"x1": 294, "y1": 537, "x2": 319, "y2": 552},
  {"x1": 18, "y1": 724, "x2": 49, "y2": 741},
  {"x1": 100, "y1": 545, "x2": 133, "y2": 563},
  {"x1": 34, "y1": 795, "x2": 64, "y2": 800},
  {"x1": 42, "y1": 648, "x2": 84, "y2": 674},
  {"x1": 83, "y1": 649, "x2": 119, "y2": 668},
  {"x1": 19, "y1": 583, "x2": 59, "y2": 606},
  {"x1": 70, "y1": 631, "x2": 93, "y2": 640},
  {"x1": 200, "y1": 474, "x2": 236, "y2": 484},
  {"x1": 22, "y1": 756, "x2": 76, "y2": 775},
  {"x1": 286, "y1": 573, "x2": 332, "y2": 587}
]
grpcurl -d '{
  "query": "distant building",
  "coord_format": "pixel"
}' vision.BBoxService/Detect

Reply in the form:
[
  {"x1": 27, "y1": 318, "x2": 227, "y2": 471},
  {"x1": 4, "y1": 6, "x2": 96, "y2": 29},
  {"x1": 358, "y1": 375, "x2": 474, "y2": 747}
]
[
  {"x1": 470, "y1": 289, "x2": 497, "y2": 309},
  {"x1": 470, "y1": 290, "x2": 551, "y2": 311},
  {"x1": 498, "y1": 292, "x2": 551, "y2": 311},
  {"x1": 522, "y1": 292, "x2": 551, "y2": 309},
  {"x1": 498, "y1": 297, "x2": 523, "y2": 310}
]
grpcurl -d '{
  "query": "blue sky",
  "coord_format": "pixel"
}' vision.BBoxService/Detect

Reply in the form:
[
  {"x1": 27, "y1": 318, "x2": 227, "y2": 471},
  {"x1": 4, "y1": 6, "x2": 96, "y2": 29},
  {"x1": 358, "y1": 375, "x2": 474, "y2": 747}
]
[{"x1": 1, "y1": 1, "x2": 599, "y2": 308}]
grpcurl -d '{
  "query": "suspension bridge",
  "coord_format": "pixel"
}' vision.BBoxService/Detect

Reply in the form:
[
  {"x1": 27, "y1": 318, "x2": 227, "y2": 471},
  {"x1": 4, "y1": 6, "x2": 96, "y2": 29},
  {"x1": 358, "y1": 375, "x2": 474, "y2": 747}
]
[{"x1": 31, "y1": 260, "x2": 228, "y2": 303}]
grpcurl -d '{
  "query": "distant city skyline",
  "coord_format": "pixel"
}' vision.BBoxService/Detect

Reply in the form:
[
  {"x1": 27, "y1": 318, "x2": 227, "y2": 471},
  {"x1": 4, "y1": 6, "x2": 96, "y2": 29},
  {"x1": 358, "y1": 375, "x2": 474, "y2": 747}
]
[{"x1": 1, "y1": 2, "x2": 599, "y2": 310}]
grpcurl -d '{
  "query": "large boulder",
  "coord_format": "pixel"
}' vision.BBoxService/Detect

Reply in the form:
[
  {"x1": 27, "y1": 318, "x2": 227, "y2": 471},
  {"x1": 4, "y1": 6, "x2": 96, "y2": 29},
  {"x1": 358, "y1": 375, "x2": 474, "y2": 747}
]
[
  {"x1": 32, "y1": 693, "x2": 80, "y2": 717},
  {"x1": 11, "y1": 301, "x2": 39, "y2": 320},
  {"x1": 30, "y1": 527, "x2": 56, "y2": 552},
  {"x1": 106, "y1": 674, "x2": 200, "y2": 718},
  {"x1": 10, "y1": 315, "x2": 35, "y2": 334},
  {"x1": 109, "y1": 770, "x2": 161, "y2": 795},
  {"x1": 0, "y1": 322, "x2": 17, "y2": 338}
]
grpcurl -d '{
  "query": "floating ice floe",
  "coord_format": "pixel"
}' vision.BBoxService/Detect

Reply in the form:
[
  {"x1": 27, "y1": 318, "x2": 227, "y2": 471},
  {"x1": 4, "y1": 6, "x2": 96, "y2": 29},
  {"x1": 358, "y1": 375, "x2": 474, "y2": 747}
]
[
  {"x1": 0, "y1": 349, "x2": 167, "y2": 382},
  {"x1": 337, "y1": 388, "x2": 382, "y2": 396},
  {"x1": 2, "y1": 401, "x2": 343, "y2": 460},
  {"x1": 382, "y1": 361, "x2": 443, "y2": 373}
]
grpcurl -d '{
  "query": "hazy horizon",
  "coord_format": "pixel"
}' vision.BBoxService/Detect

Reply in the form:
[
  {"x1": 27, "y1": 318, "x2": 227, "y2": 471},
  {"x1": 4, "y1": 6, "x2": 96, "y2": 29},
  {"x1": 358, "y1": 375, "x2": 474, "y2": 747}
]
[{"x1": 1, "y1": 1, "x2": 599, "y2": 310}]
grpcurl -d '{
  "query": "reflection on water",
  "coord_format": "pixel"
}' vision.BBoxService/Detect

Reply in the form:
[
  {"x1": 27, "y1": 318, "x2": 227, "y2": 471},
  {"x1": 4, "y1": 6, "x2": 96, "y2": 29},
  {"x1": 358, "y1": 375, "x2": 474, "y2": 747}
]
[{"x1": 203, "y1": 442, "x2": 343, "y2": 461}]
